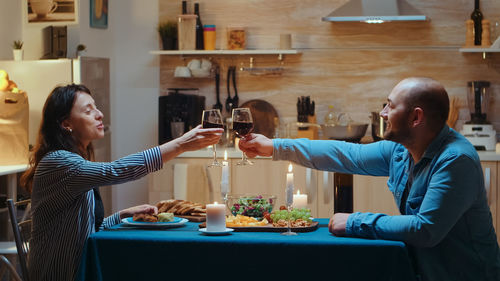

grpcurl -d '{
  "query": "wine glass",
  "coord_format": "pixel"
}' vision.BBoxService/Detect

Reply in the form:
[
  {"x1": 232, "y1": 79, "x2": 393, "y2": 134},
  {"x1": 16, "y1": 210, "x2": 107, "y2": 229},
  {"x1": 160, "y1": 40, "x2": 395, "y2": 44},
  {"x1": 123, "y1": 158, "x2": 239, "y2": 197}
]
[
  {"x1": 202, "y1": 109, "x2": 224, "y2": 167},
  {"x1": 282, "y1": 183, "x2": 297, "y2": 236},
  {"x1": 232, "y1": 108, "x2": 254, "y2": 166}
]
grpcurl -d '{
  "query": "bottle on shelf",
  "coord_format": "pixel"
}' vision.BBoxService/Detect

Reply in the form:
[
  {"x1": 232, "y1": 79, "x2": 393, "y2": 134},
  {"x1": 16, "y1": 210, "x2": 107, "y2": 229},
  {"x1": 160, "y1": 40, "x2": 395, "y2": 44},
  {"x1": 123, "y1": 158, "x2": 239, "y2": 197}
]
[
  {"x1": 194, "y1": 3, "x2": 204, "y2": 50},
  {"x1": 324, "y1": 105, "x2": 338, "y2": 125},
  {"x1": 471, "y1": 0, "x2": 483, "y2": 46}
]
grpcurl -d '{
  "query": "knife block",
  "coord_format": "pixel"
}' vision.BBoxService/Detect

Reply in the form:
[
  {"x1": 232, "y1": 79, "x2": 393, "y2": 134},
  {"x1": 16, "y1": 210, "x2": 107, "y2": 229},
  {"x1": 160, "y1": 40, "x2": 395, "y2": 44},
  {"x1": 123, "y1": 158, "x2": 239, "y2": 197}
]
[{"x1": 296, "y1": 115, "x2": 318, "y2": 140}]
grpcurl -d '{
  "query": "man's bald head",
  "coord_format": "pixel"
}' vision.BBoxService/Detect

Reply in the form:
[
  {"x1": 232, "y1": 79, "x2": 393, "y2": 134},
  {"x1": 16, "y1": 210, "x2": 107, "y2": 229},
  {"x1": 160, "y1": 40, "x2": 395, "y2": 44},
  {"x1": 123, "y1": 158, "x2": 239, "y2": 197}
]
[{"x1": 396, "y1": 77, "x2": 449, "y2": 132}]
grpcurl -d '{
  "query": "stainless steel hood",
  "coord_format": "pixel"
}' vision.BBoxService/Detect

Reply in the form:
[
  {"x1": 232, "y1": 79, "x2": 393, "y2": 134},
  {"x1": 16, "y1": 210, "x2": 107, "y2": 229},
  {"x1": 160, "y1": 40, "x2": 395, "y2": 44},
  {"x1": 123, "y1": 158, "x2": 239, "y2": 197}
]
[{"x1": 322, "y1": 0, "x2": 427, "y2": 23}]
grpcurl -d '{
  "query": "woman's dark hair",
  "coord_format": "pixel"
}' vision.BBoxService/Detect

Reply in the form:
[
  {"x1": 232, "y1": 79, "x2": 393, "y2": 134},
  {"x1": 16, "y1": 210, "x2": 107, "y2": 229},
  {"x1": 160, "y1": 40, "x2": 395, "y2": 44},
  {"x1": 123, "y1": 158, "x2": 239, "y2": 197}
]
[{"x1": 21, "y1": 84, "x2": 94, "y2": 193}]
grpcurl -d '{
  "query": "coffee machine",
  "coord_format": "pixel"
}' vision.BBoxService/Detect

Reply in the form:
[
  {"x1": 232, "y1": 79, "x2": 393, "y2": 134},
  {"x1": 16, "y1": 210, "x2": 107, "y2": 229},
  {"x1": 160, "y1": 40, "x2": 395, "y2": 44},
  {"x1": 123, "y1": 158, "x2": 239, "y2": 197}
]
[
  {"x1": 461, "y1": 81, "x2": 497, "y2": 150},
  {"x1": 158, "y1": 88, "x2": 205, "y2": 144}
]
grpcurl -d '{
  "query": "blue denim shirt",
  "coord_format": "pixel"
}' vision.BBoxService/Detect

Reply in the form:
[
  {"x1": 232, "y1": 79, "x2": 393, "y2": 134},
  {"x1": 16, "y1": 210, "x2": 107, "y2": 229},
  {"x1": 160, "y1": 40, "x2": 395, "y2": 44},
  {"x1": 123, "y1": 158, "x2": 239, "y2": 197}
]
[{"x1": 273, "y1": 126, "x2": 500, "y2": 281}]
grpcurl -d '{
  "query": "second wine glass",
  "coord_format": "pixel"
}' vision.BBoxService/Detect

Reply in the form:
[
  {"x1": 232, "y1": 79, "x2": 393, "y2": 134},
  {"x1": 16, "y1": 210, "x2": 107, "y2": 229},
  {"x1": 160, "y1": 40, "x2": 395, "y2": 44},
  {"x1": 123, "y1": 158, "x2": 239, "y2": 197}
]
[
  {"x1": 202, "y1": 109, "x2": 224, "y2": 167},
  {"x1": 232, "y1": 108, "x2": 254, "y2": 166}
]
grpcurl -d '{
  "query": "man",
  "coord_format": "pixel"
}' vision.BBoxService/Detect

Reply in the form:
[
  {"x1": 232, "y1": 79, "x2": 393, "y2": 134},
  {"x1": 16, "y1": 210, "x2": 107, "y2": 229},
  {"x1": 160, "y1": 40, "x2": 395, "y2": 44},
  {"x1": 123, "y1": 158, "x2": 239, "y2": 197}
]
[{"x1": 239, "y1": 77, "x2": 500, "y2": 281}]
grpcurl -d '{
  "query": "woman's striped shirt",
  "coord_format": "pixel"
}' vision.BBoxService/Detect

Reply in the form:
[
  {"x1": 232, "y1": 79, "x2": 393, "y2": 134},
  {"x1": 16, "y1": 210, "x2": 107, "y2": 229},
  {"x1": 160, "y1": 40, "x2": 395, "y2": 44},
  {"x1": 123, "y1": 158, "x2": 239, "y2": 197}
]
[{"x1": 28, "y1": 147, "x2": 162, "y2": 281}]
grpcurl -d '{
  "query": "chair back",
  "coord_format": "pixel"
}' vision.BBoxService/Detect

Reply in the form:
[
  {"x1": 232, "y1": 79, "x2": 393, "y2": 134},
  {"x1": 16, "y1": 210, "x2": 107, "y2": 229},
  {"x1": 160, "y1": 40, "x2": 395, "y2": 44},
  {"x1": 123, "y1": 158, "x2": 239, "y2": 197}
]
[{"x1": 7, "y1": 199, "x2": 31, "y2": 281}]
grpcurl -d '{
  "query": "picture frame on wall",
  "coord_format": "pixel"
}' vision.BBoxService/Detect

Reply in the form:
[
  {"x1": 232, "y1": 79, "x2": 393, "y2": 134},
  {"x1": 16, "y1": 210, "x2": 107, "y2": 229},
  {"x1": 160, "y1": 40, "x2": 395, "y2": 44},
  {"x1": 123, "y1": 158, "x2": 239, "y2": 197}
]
[
  {"x1": 25, "y1": 0, "x2": 78, "y2": 25},
  {"x1": 90, "y1": 0, "x2": 108, "y2": 29}
]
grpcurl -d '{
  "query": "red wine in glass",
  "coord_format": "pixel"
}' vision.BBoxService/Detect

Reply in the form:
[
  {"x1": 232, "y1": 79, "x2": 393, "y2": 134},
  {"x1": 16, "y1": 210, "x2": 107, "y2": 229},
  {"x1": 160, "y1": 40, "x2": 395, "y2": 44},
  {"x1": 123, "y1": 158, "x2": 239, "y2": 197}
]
[
  {"x1": 203, "y1": 121, "x2": 224, "y2": 129},
  {"x1": 202, "y1": 109, "x2": 223, "y2": 167},
  {"x1": 233, "y1": 121, "x2": 254, "y2": 137}
]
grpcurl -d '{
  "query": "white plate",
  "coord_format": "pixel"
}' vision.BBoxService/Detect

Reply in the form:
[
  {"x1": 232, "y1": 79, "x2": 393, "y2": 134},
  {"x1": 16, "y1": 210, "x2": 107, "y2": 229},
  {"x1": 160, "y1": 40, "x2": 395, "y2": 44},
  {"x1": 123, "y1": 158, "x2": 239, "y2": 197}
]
[
  {"x1": 121, "y1": 217, "x2": 188, "y2": 228},
  {"x1": 199, "y1": 228, "x2": 234, "y2": 235}
]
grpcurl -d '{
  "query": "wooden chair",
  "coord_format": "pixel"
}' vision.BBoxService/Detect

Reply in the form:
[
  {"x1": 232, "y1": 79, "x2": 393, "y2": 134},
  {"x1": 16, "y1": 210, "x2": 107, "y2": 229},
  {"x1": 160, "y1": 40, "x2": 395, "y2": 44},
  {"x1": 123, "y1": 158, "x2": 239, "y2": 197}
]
[
  {"x1": 6, "y1": 199, "x2": 31, "y2": 281},
  {"x1": 0, "y1": 241, "x2": 22, "y2": 281}
]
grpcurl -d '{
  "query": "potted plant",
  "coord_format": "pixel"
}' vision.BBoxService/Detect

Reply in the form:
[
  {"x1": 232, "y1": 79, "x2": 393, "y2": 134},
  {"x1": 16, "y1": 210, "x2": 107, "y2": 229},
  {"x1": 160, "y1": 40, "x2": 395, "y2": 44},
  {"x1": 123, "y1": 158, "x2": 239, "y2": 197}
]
[
  {"x1": 12, "y1": 40, "x2": 23, "y2": 61},
  {"x1": 76, "y1": 44, "x2": 87, "y2": 57},
  {"x1": 157, "y1": 21, "x2": 178, "y2": 50}
]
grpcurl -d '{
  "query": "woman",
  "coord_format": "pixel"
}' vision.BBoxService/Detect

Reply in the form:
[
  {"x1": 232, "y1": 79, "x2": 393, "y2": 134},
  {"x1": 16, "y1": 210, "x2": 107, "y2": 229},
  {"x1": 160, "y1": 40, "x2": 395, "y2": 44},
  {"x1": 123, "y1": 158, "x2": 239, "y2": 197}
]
[{"x1": 20, "y1": 84, "x2": 222, "y2": 281}]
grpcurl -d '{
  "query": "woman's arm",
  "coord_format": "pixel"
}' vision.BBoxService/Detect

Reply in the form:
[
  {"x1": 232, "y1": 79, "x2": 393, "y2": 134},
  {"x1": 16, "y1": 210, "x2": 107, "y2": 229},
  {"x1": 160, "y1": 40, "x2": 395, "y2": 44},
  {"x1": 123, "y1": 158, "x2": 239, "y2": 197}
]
[
  {"x1": 37, "y1": 125, "x2": 222, "y2": 197},
  {"x1": 159, "y1": 125, "x2": 222, "y2": 162}
]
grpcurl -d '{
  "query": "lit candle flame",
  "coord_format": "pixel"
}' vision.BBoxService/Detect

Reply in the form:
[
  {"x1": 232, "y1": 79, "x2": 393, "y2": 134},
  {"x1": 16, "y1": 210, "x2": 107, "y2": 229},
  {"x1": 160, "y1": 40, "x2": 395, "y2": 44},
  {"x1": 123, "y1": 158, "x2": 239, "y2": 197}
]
[
  {"x1": 214, "y1": 202, "x2": 218, "y2": 205},
  {"x1": 296, "y1": 190, "x2": 300, "y2": 195},
  {"x1": 224, "y1": 150, "x2": 227, "y2": 161},
  {"x1": 288, "y1": 163, "x2": 293, "y2": 173}
]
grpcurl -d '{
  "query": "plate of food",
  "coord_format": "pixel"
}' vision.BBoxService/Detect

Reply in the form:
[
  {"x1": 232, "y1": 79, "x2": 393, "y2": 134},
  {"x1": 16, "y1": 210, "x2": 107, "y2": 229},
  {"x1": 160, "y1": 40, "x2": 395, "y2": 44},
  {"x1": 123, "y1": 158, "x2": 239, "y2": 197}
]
[
  {"x1": 199, "y1": 208, "x2": 319, "y2": 233},
  {"x1": 121, "y1": 212, "x2": 188, "y2": 228},
  {"x1": 156, "y1": 199, "x2": 207, "y2": 222}
]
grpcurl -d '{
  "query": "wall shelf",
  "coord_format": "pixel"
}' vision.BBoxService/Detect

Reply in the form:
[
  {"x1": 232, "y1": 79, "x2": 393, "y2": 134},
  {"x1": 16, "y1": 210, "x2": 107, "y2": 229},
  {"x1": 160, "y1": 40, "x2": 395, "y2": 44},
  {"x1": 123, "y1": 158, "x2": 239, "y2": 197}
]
[
  {"x1": 459, "y1": 47, "x2": 500, "y2": 59},
  {"x1": 150, "y1": 49, "x2": 300, "y2": 55},
  {"x1": 459, "y1": 48, "x2": 500, "y2": 53}
]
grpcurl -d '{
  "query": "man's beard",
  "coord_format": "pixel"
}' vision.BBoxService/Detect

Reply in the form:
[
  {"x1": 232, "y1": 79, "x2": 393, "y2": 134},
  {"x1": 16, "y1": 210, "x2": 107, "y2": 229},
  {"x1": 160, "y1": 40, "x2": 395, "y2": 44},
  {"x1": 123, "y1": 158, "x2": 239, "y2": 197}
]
[{"x1": 383, "y1": 120, "x2": 412, "y2": 144}]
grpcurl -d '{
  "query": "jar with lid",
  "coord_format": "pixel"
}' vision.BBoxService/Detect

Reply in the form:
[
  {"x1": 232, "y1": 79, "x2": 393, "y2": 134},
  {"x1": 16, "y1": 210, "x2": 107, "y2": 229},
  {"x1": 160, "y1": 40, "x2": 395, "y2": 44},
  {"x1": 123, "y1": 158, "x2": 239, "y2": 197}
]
[
  {"x1": 227, "y1": 27, "x2": 246, "y2": 50},
  {"x1": 324, "y1": 105, "x2": 338, "y2": 125}
]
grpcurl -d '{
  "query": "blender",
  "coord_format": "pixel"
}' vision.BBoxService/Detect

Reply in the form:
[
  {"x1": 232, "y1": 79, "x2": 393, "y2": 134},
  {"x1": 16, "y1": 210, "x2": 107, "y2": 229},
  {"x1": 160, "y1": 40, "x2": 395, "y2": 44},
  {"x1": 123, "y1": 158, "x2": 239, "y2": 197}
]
[{"x1": 461, "y1": 81, "x2": 497, "y2": 150}]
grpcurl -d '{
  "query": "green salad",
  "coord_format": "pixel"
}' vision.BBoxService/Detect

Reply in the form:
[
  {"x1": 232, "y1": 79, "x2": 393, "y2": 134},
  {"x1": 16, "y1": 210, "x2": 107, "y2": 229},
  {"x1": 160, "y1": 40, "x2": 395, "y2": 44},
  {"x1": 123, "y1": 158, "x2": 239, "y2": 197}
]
[{"x1": 230, "y1": 195, "x2": 274, "y2": 218}]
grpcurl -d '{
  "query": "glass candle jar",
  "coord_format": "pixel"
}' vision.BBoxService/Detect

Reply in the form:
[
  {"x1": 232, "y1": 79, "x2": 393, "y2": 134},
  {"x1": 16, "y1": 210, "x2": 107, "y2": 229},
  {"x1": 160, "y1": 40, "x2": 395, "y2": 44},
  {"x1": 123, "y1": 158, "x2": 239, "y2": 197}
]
[{"x1": 227, "y1": 27, "x2": 246, "y2": 50}]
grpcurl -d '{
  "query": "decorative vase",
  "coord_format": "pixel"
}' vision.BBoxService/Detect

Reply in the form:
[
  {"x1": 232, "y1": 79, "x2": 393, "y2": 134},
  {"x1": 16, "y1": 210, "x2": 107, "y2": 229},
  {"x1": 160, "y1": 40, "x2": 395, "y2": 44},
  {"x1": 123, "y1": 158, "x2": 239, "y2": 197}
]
[
  {"x1": 161, "y1": 36, "x2": 177, "y2": 50},
  {"x1": 13, "y1": 49, "x2": 23, "y2": 61}
]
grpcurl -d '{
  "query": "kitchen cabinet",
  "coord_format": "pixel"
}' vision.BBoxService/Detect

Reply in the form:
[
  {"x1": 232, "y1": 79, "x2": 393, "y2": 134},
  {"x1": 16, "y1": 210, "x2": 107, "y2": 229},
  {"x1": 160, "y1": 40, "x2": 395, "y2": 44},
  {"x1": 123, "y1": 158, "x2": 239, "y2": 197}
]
[
  {"x1": 149, "y1": 157, "x2": 218, "y2": 205},
  {"x1": 150, "y1": 157, "x2": 384, "y2": 218},
  {"x1": 353, "y1": 175, "x2": 399, "y2": 216},
  {"x1": 482, "y1": 161, "x2": 498, "y2": 244}
]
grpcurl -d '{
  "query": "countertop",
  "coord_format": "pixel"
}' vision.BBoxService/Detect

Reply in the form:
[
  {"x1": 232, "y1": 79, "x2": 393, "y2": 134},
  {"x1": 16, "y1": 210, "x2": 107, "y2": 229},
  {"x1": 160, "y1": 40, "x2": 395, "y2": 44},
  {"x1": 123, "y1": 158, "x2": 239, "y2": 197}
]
[
  {"x1": 0, "y1": 164, "x2": 28, "y2": 176},
  {"x1": 177, "y1": 146, "x2": 500, "y2": 162}
]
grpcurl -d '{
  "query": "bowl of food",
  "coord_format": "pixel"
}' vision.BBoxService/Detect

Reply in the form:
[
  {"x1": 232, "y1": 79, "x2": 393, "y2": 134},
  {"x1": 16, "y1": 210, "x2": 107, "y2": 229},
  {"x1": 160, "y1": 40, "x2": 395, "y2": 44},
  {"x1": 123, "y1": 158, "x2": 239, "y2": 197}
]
[
  {"x1": 226, "y1": 194, "x2": 276, "y2": 218},
  {"x1": 321, "y1": 123, "x2": 368, "y2": 142}
]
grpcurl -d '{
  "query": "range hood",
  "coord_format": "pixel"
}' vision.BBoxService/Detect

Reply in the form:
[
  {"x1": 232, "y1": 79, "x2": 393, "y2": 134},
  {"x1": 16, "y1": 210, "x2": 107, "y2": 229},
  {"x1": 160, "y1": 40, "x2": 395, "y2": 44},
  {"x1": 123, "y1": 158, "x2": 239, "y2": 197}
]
[{"x1": 322, "y1": 0, "x2": 427, "y2": 23}]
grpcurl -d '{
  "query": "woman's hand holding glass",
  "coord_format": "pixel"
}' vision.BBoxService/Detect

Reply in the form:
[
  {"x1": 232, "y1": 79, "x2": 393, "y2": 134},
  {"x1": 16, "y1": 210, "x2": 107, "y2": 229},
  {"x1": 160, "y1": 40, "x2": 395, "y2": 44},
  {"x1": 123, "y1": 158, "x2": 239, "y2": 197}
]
[
  {"x1": 202, "y1": 109, "x2": 224, "y2": 167},
  {"x1": 175, "y1": 124, "x2": 223, "y2": 152}
]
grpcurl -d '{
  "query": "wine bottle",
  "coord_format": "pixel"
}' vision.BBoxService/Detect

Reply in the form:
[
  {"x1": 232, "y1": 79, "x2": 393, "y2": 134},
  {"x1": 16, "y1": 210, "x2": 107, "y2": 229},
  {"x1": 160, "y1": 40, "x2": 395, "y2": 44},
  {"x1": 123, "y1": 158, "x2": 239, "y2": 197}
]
[
  {"x1": 471, "y1": 0, "x2": 483, "y2": 45},
  {"x1": 194, "y1": 3, "x2": 204, "y2": 50},
  {"x1": 333, "y1": 173, "x2": 353, "y2": 213},
  {"x1": 182, "y1": 1, "x2": 187, "y2": 14}
]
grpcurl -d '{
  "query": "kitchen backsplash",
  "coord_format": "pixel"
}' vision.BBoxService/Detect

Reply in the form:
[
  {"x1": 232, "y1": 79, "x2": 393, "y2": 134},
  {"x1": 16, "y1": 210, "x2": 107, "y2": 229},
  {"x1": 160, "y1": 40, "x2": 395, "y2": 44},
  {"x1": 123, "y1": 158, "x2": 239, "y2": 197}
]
[{"x1": 159, "y1": 0, "x2": 500, "y2": 136}]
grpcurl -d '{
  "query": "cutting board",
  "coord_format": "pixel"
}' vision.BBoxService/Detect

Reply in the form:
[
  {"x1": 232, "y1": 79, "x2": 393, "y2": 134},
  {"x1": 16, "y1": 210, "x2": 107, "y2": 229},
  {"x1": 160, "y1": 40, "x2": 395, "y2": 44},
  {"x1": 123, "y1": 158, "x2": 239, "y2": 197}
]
[
  {"x1": 240, "y1": 99, "x2": 278, "y2": 138},
  {"x1": 199, "y1": 221, "x2": 318, "y2": 232}
]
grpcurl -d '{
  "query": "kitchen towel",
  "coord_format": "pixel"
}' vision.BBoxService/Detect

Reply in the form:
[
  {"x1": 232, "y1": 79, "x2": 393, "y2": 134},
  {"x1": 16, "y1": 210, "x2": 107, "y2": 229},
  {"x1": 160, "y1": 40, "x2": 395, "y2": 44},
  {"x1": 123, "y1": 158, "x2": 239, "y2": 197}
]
[
  {"x1": 173, "y1": 163, "x2": 188, "y2": 200},
  {"x1": 0, "y1": 91, "x2": 29, "y2": 165}
]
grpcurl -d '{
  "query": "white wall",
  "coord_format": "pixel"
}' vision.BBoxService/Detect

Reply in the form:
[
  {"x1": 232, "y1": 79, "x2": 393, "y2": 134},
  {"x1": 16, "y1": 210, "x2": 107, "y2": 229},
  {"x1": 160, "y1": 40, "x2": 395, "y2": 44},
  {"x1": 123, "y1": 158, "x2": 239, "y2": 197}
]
[
  {"x1": 0, "y1": 0, "x2": 23, "y2": 59},
  {"x1": 0, "y1": 0, "x2": 160, "y2": 212},
  {"x1": 75, "y1": 0, "x2": 161, "y2": 212}
]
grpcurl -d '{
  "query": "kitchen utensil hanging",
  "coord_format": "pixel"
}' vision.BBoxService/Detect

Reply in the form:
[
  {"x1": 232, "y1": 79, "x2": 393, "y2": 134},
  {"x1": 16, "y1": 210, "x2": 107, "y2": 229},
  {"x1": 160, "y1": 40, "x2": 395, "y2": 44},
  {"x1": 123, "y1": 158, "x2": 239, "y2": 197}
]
[
  {"x1": 240, "y1": 57, "x2": 284, "y2": 76},
  {"x1": 213, "y1": 65, "x2": 223, "y2": 111},
  {"x1": 225, "y1": 66, "x2": 239, "y2": 113}
]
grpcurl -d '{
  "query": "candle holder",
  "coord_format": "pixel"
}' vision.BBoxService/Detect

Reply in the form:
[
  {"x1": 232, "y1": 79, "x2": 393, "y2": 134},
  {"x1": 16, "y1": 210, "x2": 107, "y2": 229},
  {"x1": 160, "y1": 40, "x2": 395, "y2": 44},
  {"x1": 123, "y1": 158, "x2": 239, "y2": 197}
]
[
  {"x1": 281, "y1": 205, "x2": 297, "y2": 236},
  {"x1": 221, "y1": 192, "x2": 229, "y2": 213}
]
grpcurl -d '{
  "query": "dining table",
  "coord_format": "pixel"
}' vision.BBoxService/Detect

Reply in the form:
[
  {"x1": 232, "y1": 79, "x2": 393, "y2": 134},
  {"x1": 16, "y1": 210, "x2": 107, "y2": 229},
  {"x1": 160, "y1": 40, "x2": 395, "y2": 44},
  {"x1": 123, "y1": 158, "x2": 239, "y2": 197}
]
[{"x1": 76, "y1": 218, "x2": 417, "y2": 281}]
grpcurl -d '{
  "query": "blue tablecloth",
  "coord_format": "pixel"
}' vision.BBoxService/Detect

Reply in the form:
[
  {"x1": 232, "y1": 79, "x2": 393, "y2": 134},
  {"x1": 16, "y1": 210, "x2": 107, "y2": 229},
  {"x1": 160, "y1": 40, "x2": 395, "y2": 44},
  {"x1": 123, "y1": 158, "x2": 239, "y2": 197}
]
[{"x1": 76, "y1": 219, "x2": 416, "y2": 281}]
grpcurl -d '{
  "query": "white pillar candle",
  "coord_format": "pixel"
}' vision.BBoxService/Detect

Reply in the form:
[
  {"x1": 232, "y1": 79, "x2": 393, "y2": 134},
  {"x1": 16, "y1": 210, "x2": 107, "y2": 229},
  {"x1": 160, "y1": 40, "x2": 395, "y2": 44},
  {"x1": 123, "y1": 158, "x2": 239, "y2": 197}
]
[
  {"x1": 292, "y1": 190, "x2": 308, "y2": 209},
  {"x1": 221, "y1": 150, "x2": 229, "y2": 195},
  {"x1": 286, "y1": 164, "x2": 294, "y2": 206},
  {"x1": 234, "y1": 137, "x2": 240, "y2": 151},
  {"x1": 206, "y1": 202, "x2": 226, "y2": 232}
]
